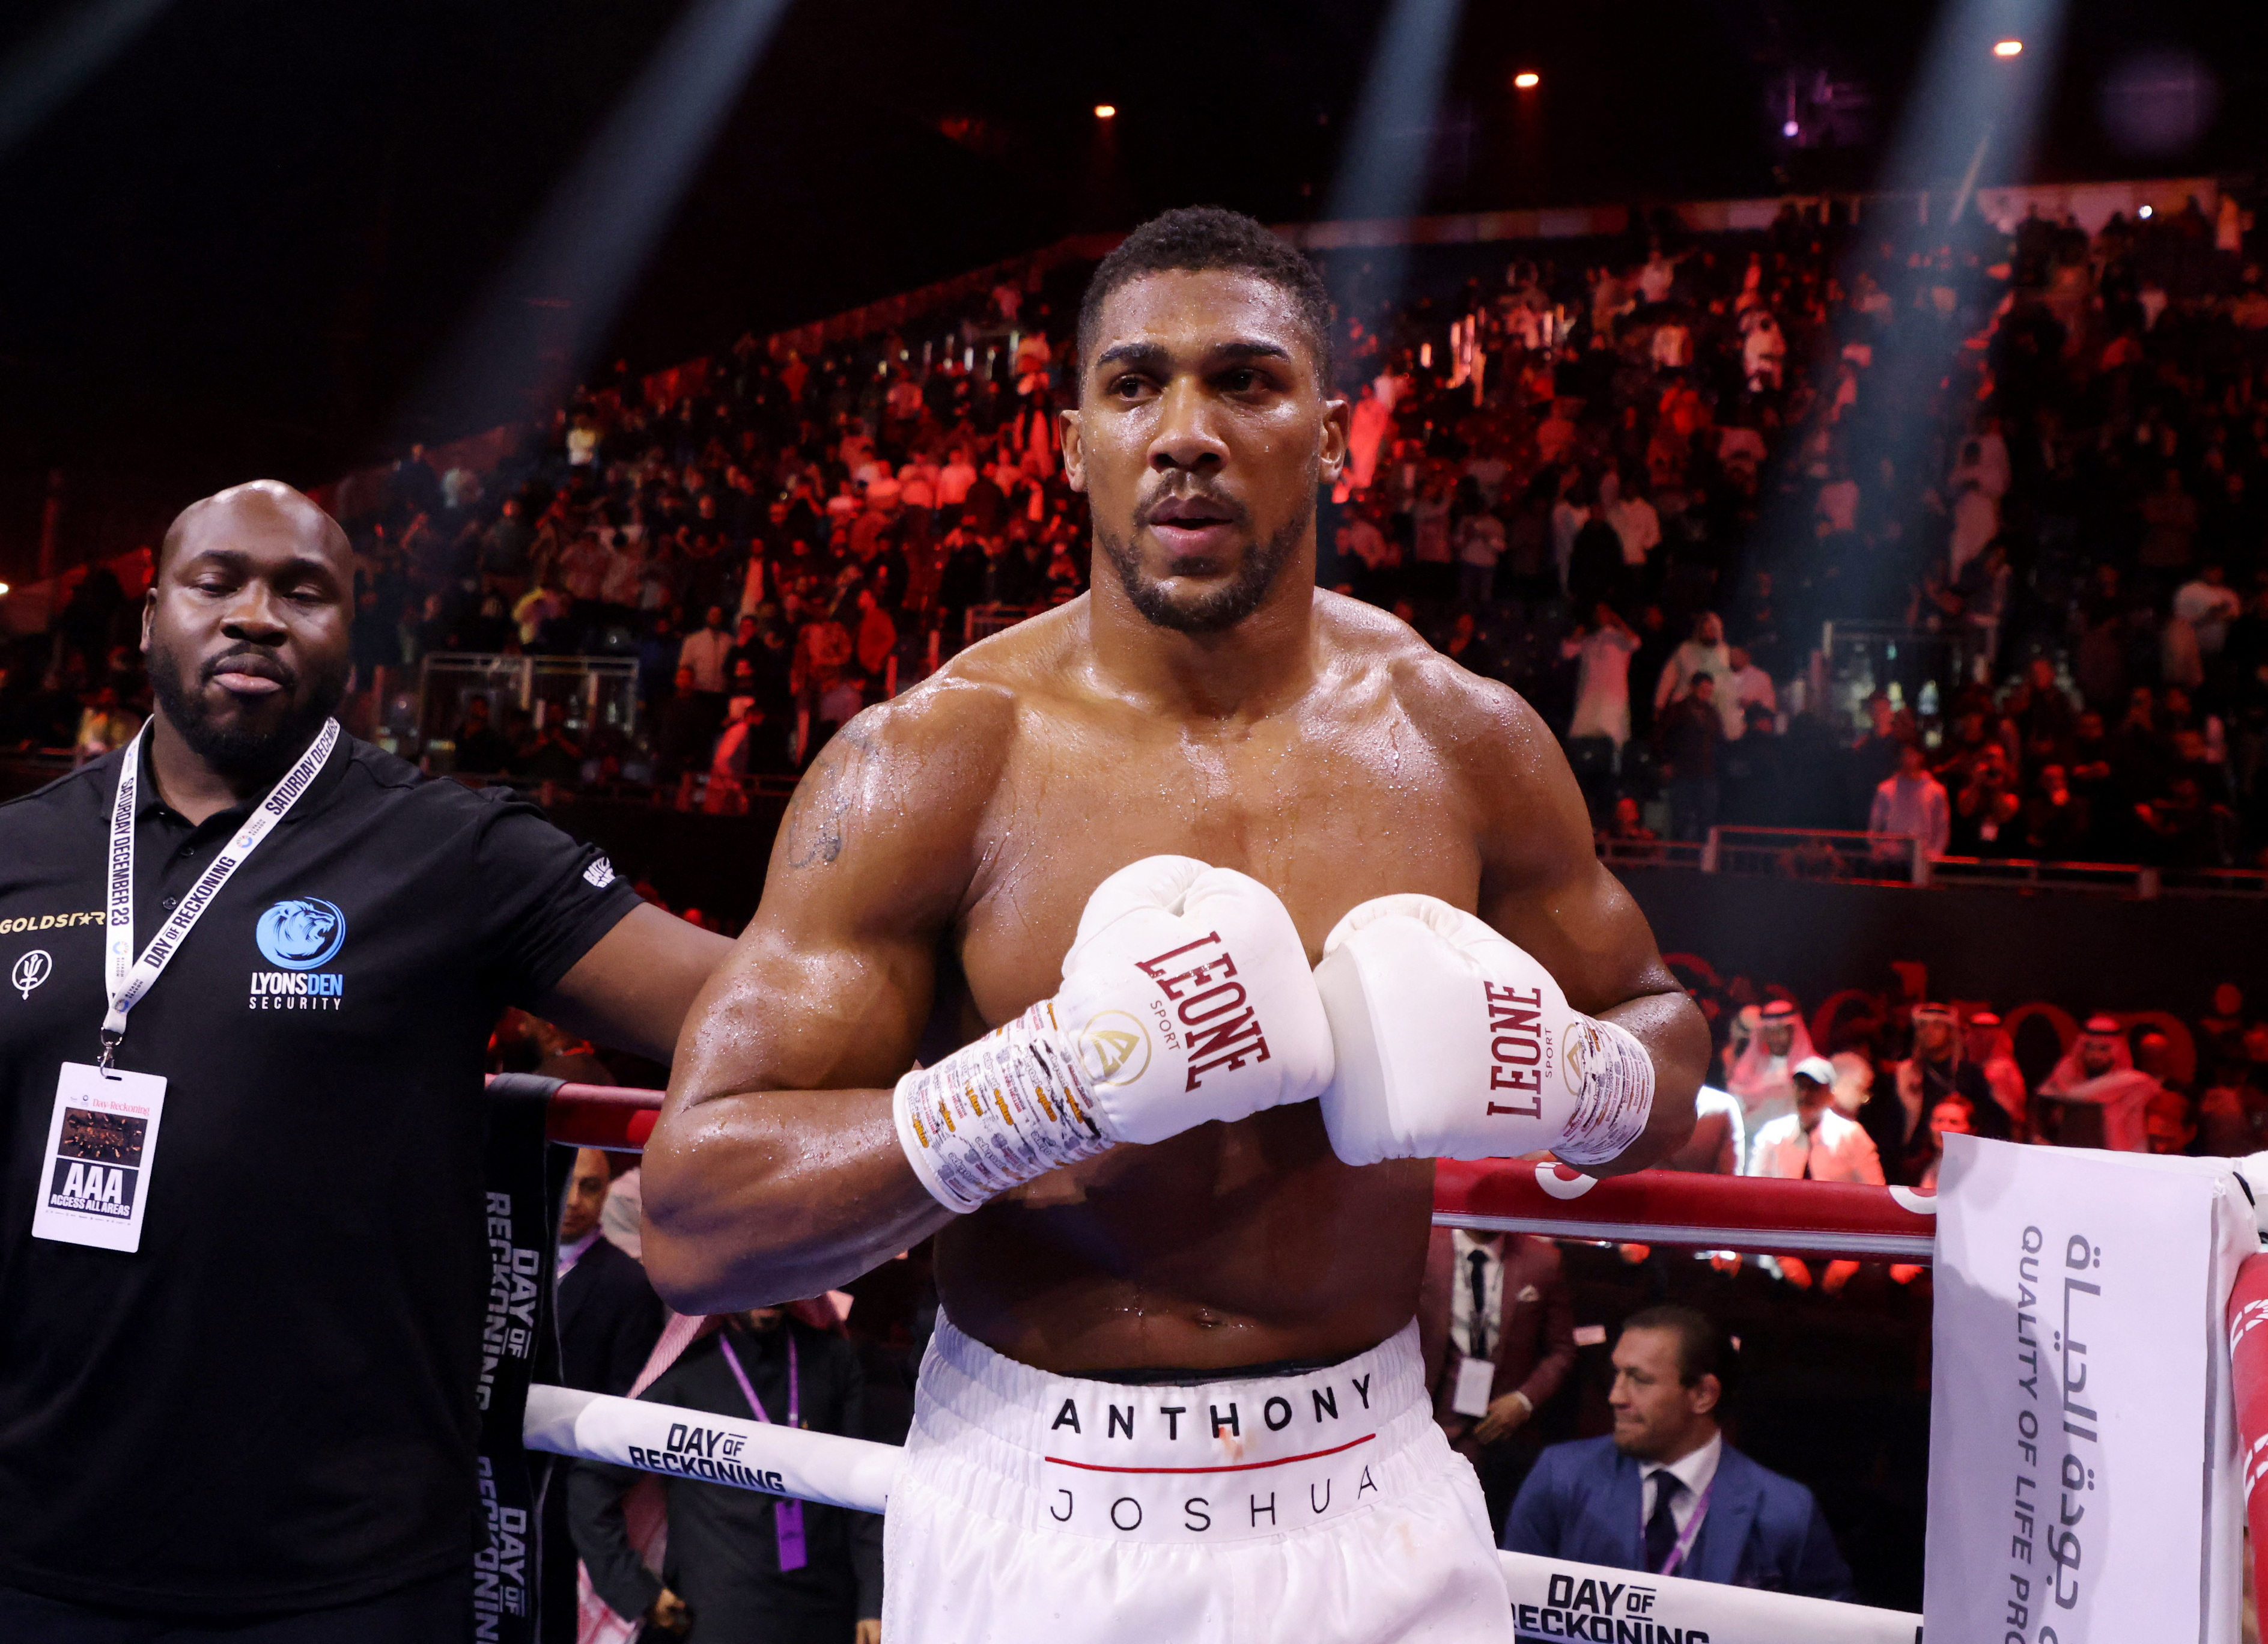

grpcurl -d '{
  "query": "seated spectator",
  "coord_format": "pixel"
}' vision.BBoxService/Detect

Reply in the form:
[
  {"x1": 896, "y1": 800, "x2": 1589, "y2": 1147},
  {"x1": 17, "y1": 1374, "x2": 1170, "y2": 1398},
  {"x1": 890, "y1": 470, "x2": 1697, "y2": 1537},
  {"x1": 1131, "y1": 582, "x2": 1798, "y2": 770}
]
[
  {"x1": 1661, "y1": 1085, "x2": 1746, "y2": 1175},
  {"x1": 1418, "y1": 1229, "x2": 1576, "y2": 1538},
  {"x1": 570, "y1": 1308, "x2": 883, "y2": 1644},
  {"x1": 1725, "y1": 999, "x2": 1814, "y2": 1130},
  {"x1": 1913, "y1": 1096, "x2": 1975, "y2": 1192},
  {"x1": 1503, "y1": 1307, "x2": 1852, "y2": 1600},
  {"x1": 2145, "y1": 1089, "x2": 2199, "y2": 1156},
  {"x1": 1748, "y1": 1058, "x2": 1885, "y2": 1184},
  {"x1": 1960, "y1": 1010, "x2": 2028, "y2": 1130},
  {"x1": 2034, "y1": 1015, "x2": 2161, "y2": 1151}
]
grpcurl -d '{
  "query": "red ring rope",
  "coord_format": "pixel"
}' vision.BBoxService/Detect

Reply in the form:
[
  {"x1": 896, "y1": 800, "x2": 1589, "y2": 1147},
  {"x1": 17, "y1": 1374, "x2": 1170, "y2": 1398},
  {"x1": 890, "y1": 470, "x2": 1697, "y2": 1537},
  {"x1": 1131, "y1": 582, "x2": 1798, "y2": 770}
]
[{"x1": 535, "y1": 1080, "x2": 1939, "y2": 1262}]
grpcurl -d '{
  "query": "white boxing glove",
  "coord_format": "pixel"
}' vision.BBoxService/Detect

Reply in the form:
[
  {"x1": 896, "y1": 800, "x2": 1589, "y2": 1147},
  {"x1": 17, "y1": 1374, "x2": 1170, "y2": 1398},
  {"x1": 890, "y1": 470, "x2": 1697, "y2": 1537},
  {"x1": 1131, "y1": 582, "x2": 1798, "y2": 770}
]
[
  {"x1": 1314, "y1": 894, "x2": 1655, "y2": 1169},
  {"x1": 893, "y1": 856, "x2": 1333, "y2": 1212}
]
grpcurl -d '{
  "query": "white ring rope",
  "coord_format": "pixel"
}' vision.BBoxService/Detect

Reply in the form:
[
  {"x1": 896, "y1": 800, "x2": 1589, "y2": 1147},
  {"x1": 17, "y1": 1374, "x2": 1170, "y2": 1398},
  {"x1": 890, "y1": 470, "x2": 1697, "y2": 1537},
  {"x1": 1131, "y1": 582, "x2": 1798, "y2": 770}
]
[{"x1": 523, "y1": 1384, "x2": 1924, "y2": 1640}]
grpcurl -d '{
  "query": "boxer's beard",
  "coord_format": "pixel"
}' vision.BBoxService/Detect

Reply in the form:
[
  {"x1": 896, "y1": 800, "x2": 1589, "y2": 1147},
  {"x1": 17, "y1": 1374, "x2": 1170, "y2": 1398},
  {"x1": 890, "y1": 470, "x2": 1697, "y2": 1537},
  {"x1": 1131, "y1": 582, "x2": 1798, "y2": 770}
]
[
  {"x1": 147, "y1": 634, "x2": 347, "y2": 779},
  {"x1": 1097, "y1": 492, "x2": 1312, "y2": 635}
]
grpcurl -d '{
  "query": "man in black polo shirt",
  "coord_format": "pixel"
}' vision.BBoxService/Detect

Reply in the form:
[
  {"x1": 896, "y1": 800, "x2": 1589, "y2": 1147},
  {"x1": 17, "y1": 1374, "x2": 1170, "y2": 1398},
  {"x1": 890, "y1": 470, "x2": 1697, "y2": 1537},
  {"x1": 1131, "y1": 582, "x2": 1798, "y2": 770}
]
[{"x1": 0, "y1": 481, "x2": 730, "y2": 1639}]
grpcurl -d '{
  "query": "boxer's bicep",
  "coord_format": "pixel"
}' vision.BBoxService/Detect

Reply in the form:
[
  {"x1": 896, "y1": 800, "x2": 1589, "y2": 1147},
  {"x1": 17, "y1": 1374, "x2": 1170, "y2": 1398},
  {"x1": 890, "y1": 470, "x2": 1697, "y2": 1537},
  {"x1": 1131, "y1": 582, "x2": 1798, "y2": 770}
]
[
  {"x1": 1464, "y1": 684, "x2": 1707, "y2": 1172},
  {"x1": 643, "y1": 701, "x2": 997, "y2": 1308},
  {"x1": 676, "y1": 709, "x2": 979, "y2": 1100}
]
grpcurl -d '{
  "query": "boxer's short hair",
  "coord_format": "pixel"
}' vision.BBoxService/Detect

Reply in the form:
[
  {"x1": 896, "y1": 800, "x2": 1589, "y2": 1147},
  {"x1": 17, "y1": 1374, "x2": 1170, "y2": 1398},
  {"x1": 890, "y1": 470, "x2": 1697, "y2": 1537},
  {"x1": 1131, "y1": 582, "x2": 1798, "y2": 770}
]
[
  {"x1": 1622, "y1": 1305, "x2": 1734, "y2": 1392},
  {"x1": 1077, "y1": 205, "x2": 1335, "y2": 385}
]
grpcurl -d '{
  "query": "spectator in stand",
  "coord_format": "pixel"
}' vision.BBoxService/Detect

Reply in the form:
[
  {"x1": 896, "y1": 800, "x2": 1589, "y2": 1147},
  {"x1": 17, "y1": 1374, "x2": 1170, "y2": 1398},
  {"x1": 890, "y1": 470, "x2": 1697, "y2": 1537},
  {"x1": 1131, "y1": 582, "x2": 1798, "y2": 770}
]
[
  {"x1": 2145, "y1": 1089, "x2": 2200, "y2": 1155},
  {"x1": 1886, "y1": 1003, "x2": 2011, "y2": 1178},
  {"x1": 1653, "y1": 666, "x2": 1722, "y2": 840},
  {"x1": 1504, "y1": 1308, "x2": 1851, "y2": 1600},
  {"x1": 1912, "y1": 1097, "x2": 1975, "y2": 1192},
  {"x1": 1661, "y1": 1086, "x2": 1747, "y2": 1175},
  {"x1": 1725, "y1": 999, "x2": 1814, "y2": 1130},
  {"x1": 1418, "y1": 1228, "x2": 1576, "y2": 1538},
  {"x1": 1750, "y1": 1057, "x2": 1884, "y2": 1183},
  {"x1": 1960, "y1": 1010, "x2": 2028, "y2": 1129},
  {"x1": 452, "y1": 695, "x2": 514, "y2": 775},
  {"x1": 2034, "y1": 1015, "x2": 2162, "y2": 1152},
  {"x1": 1563, "y1": 604, "x2": 1643, "y2": 753},
  {"x1": 1869, "y1": 742, "x2": 1950, "y2": 862},
  {"x1": 1654, "y1": 613, "x2": 1739, "y2": 740},
  {"x1": 1748, "y1": 1057, "x2": 1883, "y2": 1292},
  {"x1": 1951, "y1": 742, "x2": 2023, "y2": 856}
]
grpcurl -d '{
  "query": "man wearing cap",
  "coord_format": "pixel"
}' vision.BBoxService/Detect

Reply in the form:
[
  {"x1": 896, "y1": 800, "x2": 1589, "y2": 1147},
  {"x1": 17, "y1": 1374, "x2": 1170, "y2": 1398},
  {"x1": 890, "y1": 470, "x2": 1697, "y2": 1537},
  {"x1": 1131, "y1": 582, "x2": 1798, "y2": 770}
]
[
  {"x1": 1749, "y1": 1058, "x2": 1885, "y2": 1184},
  {"x1": 1749, "y1": 1058, "x2": 1884, "y2": 1291}
]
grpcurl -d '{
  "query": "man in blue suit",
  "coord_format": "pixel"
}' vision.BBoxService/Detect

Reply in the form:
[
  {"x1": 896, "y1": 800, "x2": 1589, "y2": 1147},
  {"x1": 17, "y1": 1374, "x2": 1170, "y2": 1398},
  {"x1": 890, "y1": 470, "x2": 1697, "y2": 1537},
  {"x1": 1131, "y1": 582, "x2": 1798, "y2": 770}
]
[{"x1": 1502, "y1": 1305, "x2": 1852, "y2": 1600}]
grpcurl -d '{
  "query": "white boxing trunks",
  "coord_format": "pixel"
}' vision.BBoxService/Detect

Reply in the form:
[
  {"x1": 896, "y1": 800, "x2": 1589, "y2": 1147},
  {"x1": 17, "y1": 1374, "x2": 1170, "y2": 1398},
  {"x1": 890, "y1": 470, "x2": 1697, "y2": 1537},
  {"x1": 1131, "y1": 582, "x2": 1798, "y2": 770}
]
[{"x1": 883, "y1": 1313, "x2": 1514, "y2": 1643}]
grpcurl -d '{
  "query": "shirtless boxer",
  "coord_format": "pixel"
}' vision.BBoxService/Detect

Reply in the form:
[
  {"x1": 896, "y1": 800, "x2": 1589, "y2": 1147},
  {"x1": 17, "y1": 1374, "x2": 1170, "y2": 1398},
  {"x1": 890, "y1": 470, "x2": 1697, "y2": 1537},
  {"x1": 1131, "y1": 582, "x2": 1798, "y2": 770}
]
[{"x1": 642, "y1": 207, "x2": 1709, "y2": 1642}]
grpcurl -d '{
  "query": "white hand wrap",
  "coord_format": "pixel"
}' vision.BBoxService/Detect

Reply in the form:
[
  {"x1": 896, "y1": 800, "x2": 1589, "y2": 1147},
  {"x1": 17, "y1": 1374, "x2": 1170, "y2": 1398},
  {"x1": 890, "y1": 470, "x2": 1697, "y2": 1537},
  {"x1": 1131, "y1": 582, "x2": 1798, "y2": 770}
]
[
  {"x1": 1315, "y1": 894, "x2": 1655, "y2": 1168},
  {"x1": 893, "y1": 856, "x2": 1333, "y2": 1214}
]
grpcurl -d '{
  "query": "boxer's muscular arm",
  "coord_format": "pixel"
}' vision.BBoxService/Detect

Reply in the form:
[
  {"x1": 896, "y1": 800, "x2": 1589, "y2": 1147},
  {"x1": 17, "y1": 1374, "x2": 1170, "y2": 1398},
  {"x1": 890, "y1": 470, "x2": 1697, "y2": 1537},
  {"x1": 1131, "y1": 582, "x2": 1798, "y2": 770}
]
[
  {"x1": 640, "y1": 692, "x2": 1007, "y2": 1313},
  {"x1": 1436, "y1": 667, "x2": 1707, "y2": 1175}
]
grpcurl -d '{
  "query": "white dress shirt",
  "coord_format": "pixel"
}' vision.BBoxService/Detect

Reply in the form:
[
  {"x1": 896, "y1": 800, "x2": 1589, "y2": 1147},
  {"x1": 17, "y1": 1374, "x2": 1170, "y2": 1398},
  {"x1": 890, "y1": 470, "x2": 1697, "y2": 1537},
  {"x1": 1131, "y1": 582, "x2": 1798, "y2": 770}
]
[
  {"x1": 1449, "y1": 1228, "x2": 1506, "y2": 1358},
  {"x1": 1747, "y1": 1107, "x2": 1886, "y2": 1184},
  {"x1": 1643, "y1": 1429, "x2": 1724, "y2": 1542},
  {"x1": 555, "y1": 1226, "x2": 601, "y2": 1284}
]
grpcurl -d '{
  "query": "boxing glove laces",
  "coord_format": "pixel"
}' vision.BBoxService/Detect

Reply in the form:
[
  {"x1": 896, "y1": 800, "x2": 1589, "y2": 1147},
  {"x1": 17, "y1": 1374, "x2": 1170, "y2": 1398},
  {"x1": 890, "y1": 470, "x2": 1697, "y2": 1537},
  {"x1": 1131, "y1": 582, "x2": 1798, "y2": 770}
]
[
  {"x1": 893, "y1": 856, "x2": 1334, "y2": 1213},
  {"x1": 1314, "y1": 894, "x2": 1655, "y2": 1169}
]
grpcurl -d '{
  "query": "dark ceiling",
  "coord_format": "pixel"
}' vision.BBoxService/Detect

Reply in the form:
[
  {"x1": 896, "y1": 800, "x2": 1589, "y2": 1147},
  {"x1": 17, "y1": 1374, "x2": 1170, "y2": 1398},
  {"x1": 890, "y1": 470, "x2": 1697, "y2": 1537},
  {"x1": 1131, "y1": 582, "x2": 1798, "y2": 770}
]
[{"x1": 0, "y1": 0, "x2": 2260, "y2": 580}]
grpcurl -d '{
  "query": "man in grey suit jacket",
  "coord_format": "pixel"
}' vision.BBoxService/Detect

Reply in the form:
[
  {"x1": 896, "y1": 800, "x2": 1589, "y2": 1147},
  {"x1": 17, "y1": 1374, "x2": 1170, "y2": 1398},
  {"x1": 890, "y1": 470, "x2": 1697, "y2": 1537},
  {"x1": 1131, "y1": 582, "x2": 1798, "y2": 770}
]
[{"x1": 1502, "y1": 1306, "x2": 1851, "y2": 1600}]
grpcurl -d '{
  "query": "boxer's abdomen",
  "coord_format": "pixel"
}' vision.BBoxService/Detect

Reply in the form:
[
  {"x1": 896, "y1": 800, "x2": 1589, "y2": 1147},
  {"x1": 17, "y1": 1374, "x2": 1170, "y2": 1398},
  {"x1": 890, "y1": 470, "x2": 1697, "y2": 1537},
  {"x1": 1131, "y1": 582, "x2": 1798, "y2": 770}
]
[{"x1": 933, "y1": 1106, "x2": 1434, "y2": 1374}]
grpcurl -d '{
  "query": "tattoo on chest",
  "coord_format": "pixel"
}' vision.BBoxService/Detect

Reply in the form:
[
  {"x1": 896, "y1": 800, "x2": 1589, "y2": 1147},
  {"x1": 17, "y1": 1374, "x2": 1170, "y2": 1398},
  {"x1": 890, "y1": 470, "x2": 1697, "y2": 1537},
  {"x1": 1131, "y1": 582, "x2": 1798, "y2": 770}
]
[{"x1": 784, "y1": 725, "x2": 872, "y2": 869}]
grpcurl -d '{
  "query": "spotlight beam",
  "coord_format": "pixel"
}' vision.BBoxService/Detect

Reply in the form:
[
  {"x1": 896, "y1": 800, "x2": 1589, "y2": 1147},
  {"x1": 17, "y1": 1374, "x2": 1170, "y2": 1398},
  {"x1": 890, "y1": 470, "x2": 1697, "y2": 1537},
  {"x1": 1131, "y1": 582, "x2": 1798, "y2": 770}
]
[
  {"x1": 0, "y1": 0, "x2": 171, "y2": 160},
  {"x1": 1328, "y1": 0, "x2": 1468, "y2": 224},
  {"x1": 412, "y1": 0, "x2": 791, "y2": 437}
]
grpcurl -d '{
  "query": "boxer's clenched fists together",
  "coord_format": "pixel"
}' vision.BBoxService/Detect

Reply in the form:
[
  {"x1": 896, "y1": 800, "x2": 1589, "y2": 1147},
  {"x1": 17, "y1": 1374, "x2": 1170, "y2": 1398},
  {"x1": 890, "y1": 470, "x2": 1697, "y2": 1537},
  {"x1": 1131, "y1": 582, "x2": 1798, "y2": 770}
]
[
  {"x1": 893, "y1": 856, "x2": 1331, "y2": 1213},
  {"x1": 1313, "y1": 894, "x2": 1656, "y2": 1169}
]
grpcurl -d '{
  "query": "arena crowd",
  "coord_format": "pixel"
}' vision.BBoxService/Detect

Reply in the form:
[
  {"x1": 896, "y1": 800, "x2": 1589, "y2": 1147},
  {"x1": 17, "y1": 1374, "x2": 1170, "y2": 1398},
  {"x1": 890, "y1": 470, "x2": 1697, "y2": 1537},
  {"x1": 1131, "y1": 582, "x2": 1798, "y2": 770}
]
[{"x1": 10, "y1": 189, "x2": 2268, "y2": 872}]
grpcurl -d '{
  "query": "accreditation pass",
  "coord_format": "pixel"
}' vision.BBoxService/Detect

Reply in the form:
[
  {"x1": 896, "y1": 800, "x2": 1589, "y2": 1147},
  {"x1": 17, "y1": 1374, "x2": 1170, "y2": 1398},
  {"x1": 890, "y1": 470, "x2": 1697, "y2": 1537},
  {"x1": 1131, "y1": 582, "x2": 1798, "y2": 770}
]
[{"x1": 31, "y1": 1062, "x2": 168, "y2": 1253}]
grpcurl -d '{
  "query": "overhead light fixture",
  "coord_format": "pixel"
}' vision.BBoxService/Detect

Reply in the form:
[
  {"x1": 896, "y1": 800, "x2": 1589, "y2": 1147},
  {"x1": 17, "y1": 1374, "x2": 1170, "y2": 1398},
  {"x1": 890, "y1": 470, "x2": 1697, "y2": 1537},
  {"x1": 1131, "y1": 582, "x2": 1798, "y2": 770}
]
[
  {"x1": 1512, "y1": 72, "x2": 1539, "y2": 90},
  {"x1": 1993, "y1": 39, "x2": 2023, "y2": 58},
  {"x1": 1093, "y1": 103, "x2": 1116, "y2": 119},
  {"x1": 2139, "y1": 204, "x2": 2153, "y2": 219},
  {"x1": 1783, "y1": 118, "x2": 1799, "y2": 138}
]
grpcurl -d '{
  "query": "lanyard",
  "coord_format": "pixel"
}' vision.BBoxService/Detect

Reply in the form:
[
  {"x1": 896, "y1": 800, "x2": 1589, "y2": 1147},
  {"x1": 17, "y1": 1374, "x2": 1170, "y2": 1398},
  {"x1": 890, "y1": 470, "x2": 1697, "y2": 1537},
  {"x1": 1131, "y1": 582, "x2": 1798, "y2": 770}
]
[
  {"x1": 718, "y1": 1329, "x2": 807, "y2": 1572},
  {"x1": 1655, "y1": 1473, "x2": 1715, "y2": 1579},
  {"x1": 102, "y1": 718, "x2": 339, "y2": 1066}
]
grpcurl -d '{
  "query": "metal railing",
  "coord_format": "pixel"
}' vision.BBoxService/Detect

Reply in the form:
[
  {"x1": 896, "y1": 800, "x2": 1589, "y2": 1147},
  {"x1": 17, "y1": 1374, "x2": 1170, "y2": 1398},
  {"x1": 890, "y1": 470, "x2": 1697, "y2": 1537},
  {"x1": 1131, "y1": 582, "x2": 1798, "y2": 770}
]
[{"x1": 1598, "y1": 823, "x2": 2268, "y2": 900}]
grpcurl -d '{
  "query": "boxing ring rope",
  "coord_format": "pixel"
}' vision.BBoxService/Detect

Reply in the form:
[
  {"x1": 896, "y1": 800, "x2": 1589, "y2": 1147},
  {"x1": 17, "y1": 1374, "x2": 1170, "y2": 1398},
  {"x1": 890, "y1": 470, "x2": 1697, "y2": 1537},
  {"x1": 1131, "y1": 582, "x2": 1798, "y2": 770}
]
[
  {"x1": 524, "y1": 1081, "x2": 1948, "y2": 1638},
  {"x1": 544, "y1": 1080, "x2": 1944, "y2": 1262}
]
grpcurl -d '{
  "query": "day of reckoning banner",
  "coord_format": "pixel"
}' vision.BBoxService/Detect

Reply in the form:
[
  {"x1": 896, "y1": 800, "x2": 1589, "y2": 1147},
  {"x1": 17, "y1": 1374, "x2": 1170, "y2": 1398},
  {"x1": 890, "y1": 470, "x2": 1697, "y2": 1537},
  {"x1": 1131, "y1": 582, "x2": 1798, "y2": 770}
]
[{"x1": 476, "y1": 1074, "x2": 571, "y2": 1644}]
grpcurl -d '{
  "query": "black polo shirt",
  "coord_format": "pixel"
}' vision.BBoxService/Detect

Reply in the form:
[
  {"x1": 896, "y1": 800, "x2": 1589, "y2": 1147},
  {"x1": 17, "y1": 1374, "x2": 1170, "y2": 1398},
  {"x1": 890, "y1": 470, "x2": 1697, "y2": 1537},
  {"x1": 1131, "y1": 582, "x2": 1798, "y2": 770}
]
[{"x1": 0, "y1": 732, "x2": 641, "y2": 1615}]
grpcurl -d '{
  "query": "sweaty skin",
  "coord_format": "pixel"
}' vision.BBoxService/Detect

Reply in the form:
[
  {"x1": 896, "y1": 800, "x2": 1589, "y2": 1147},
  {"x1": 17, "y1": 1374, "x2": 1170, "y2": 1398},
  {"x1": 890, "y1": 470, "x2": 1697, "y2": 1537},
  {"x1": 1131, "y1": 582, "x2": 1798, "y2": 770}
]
[{"x1": 643, "y1": 268, "x2": 1707, "y2": 1374}]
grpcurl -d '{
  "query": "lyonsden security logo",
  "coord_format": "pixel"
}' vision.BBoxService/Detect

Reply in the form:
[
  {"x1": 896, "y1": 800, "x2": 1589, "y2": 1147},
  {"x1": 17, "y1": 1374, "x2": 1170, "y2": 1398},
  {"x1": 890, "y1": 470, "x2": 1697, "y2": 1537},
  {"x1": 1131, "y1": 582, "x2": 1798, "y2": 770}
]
[
  {"x1": 11, "y1": 949, "x2": 51, "y2": 1000},
  {"x1": 1076, "y1": 1010, "x2": 1151, "y2": 1086},
  {"x1": 249, "y1": 897, "x2": 347, "y2": 1012},
  {"x1": 583, "y1": 855, "x2": 616, "y2": 889}
]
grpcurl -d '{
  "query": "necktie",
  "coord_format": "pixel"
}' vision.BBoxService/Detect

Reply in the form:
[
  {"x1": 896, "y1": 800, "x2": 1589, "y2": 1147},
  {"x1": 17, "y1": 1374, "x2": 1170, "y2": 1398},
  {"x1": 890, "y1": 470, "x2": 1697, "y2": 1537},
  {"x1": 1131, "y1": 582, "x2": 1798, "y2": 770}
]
[
  {"x1": 1644, "y1": 1472, "x2": 1685, "y2": 1574},
  {"x1": 1467, "y1": 1249, "x2": 1491, "y2": 1361}
]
